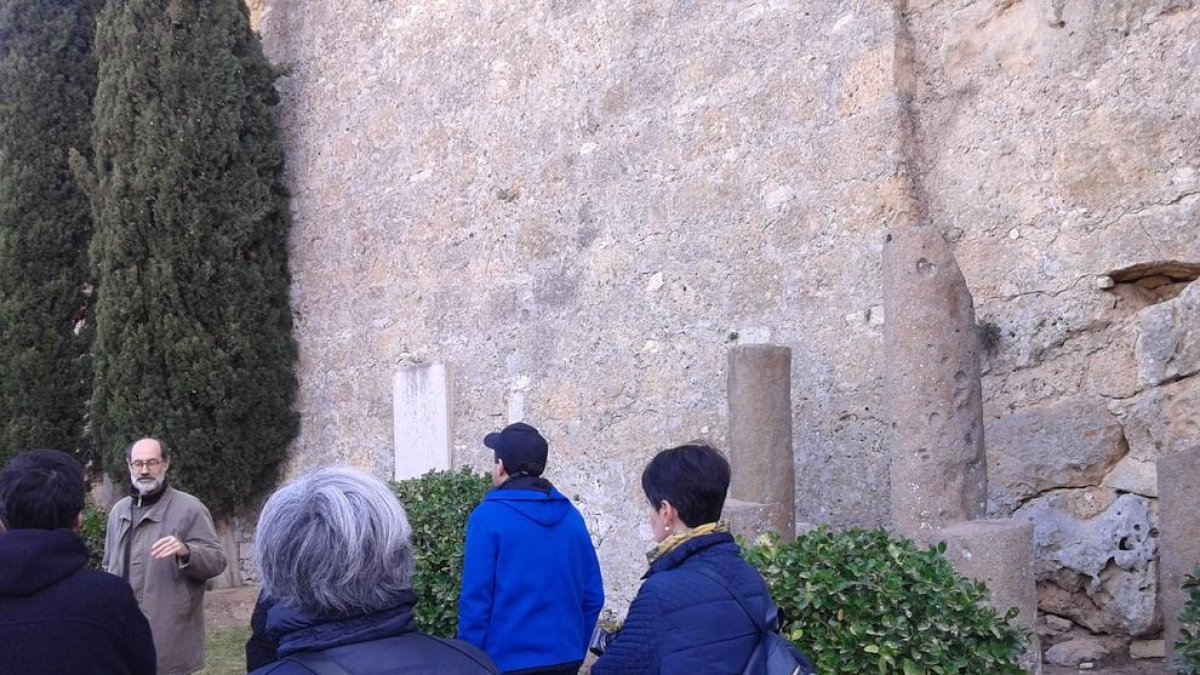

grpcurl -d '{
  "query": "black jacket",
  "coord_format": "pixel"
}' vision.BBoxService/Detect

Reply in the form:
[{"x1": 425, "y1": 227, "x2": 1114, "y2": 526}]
[{"x1": 0, "y1": 528, "x2": 155, "y2": 675}]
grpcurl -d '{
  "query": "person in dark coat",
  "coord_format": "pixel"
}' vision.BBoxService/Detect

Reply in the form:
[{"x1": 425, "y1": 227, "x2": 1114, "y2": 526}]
[
  {"x1": 245, "y1": 589, "x2": 279, "y2": 671},
  {"x1": 590, "y1": 443, "x2": 781, "y2": 675},
  {"x1": 247, "y1": 467, "x2": 498, "y2": 675},
  {"x1": 0, "y1": 449, "x2": 156, "y2": 675}
]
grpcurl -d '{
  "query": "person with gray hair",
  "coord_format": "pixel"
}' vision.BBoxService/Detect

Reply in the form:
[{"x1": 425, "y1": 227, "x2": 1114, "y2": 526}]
[{"x1": 248, "y1": 467, "x2": 497, "y2": 675}]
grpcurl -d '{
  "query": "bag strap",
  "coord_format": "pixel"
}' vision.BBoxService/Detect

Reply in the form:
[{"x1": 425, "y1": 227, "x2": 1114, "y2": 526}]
[
  {"x1": 693, "y1": 564, "x2": 771, "y2": 635},
  {"x1": 283, "y1": 650, "x2": 354, "y2": 675}
]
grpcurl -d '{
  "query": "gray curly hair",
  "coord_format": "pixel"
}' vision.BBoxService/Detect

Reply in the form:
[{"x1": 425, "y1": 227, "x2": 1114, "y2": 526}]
[{"x1": 254, "y1": 467, "x2": 414, "y2": 615}]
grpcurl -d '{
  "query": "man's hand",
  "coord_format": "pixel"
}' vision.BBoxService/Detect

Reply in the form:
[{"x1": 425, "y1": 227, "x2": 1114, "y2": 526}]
[{"x1": 151, "y1": 535, "x2": 190, "y2": 560}]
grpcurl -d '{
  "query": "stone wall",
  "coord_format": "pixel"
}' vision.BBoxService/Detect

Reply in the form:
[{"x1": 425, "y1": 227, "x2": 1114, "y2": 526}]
[
  {"x1": 906, "y1": 0, "x2": 1199, "y2": 660},
  {"x1": 254, "y1": 0, "x2": 1199, "y2": 643}
]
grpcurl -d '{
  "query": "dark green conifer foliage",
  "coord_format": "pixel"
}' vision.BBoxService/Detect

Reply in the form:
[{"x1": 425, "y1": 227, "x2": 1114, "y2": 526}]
[
  {"x1": 86, "y1": 0, "x2": 297, "y2": 517},
  {"x1": 0, "y1": 0, "x2": 98, "y2": 464}
]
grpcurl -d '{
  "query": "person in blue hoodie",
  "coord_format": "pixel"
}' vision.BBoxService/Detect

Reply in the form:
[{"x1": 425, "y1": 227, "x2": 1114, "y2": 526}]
[{"x1": 458, "y1": 422, "x2": 605, "y2": 675}]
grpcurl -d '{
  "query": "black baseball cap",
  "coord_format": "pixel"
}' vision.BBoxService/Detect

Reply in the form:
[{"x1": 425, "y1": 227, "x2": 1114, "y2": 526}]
[{"x1": 484, "y1": 422, "x2": 549, "y2": 477}]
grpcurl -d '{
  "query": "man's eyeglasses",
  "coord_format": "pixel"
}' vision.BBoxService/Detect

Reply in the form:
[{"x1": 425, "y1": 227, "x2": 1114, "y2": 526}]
[{"x1": 129, "y1": 459, "x2": 164, "y2": 471}]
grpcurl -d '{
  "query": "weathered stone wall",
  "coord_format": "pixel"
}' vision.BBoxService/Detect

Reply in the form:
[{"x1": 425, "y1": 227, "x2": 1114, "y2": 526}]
[
  {"x1": 256, "y1": 0, "x2": 908, "y2": 611},
  {"x1": 906, "y1": 0, "x2": 1200, "y2": 660},
  {"x1": 254, "y1": 0, "x2": 1200, "y2": 642}
]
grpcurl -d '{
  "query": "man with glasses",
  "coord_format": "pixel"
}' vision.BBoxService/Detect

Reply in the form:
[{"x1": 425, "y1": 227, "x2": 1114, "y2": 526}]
[{"x1": 103, "y1": 437, "x2": 226, "y2": 675}]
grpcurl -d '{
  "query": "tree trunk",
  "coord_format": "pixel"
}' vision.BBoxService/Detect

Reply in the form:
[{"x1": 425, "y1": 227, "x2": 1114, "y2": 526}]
[{"x1": 210, "y1": 517, "x2": 241, "y2": 589}]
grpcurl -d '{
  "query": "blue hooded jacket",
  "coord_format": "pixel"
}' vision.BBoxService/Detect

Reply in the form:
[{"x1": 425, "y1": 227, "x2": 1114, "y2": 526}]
[{"x1": 457, "y1": 477, "x2": 604, "y2": 674}]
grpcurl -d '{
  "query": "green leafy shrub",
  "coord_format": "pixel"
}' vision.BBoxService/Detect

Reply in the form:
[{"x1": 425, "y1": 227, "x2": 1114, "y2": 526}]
[
  {"x1": 745, "y1": 527, "x2": 1026, "y2": 674},
  {"x1": 81, "y1": 501, "x2": 108, "y2": 570},
  {"x1": 391, "y1": 468, "x2": 491, "y2": 637},
  {"x1": 1177, "y1": 565, "x2": 1200, "y2": 674}
]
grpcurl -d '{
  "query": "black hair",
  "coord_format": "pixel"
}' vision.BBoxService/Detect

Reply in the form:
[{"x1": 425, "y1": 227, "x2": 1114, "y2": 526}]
[
  {"x1": 0, "y1": 449, "x2": 86, "y2": 530},
  {"x1": 641, "y1": 443, "x2": 731, "y2": 527}
]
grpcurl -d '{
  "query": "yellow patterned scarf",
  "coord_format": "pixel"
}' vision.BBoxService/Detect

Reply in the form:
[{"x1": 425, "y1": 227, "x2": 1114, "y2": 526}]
[{"x1": 647, "y1": 521, "x2": 731, "y2": 564}]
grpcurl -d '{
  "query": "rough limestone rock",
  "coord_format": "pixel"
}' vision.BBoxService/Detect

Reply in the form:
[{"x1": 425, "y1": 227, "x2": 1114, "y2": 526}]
[
  {"x1": 986, "y1": 398, "x2": 1128, "y2": 514},
  {"x1": 1043, "y1": 635, "x2": 1128, "y2": 668},
  {"x1": 1135, "y1": 279, "x2": 1200, "y2": 387},
  {"x1": 1100, "y1": 455, "x2": 1157, "y2": 497},
  {"x1": 1129, "y1": 638, "x2": 1165, "y2": 659},
  {"x1": 1016, "y1": 492, "x2": 1160, "y2": 636},
  {"x1": 1121, "y1": 376, "x2": 1200, "y2": 462}
]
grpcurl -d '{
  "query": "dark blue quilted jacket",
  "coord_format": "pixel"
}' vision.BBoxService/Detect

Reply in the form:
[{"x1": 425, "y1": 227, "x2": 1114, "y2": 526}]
[{"x1": 591, "y1": 531, "x2": 771, "y2": 675}]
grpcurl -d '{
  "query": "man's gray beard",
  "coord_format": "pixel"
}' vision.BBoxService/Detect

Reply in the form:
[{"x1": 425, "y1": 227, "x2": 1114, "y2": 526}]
[{"x1": 133, "y1": 476, "x2": 164, "y2": 495}]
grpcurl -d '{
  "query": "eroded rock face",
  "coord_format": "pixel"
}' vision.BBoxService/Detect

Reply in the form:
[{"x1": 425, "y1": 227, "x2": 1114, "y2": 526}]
[
  {"x1": 1135, "y1": 279, "x2": 1200, "y2": 387},
  {"x1": 1121, "y1": 376, "x2": 1200, "y2": 461},
  {"x1": 1016, "y1": 492, "x2": 1160, "y2": 636},
  {"x1": 986, "y1": 398, "x2": 1127, "y2": 514}
]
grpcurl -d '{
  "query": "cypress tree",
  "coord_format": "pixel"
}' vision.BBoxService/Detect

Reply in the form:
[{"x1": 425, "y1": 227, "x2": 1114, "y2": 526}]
[
  {"x1": 85, "y1": 0, "x2": 297, "y2": 519},
  {"x1": 0, "y1": 0, "x2": 98, "y2": 464}
]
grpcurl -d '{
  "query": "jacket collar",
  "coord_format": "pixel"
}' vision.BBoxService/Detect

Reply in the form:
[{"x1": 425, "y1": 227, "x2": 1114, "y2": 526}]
[
  {"x1": 494, "y1": 474, "x2": 553, "y2": 494},
  {"x1": 268, "y1": 590, "x2": 419, "y2": 656},
  {"x1": 122, "y1": 486, "x2": 174, "y2": 524},
  {"x1": 646, "y1": 528, "x2": 738, "y2": 577},
  {"x1": 647, "y1": 521, "x2": 730, "y2": 564}
]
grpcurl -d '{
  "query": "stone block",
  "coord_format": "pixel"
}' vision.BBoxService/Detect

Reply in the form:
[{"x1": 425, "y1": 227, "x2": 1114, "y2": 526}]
[
  {"x1": 986, "y1": 397, "x2": 1127, "y2": 513},
  {"x1": 1036, "y1": 612, "x2": 1075, "y2": 638},
  {"x1": 727, "y1": 345, "x2": 795, "y2": 541},
  {"x1": 883, "y1": 227, "x2": 987, "y2": 535},
  {"x1": 1100, "y1": 455, "x2": 1157, "y2": 498},
  {"x1": 1043, "y1": 635, "x2": 1127, "y2": 668},
  {"x1": 1159, "y1": 447, "x2": 1200, "y2": 666},
  {"x1": 393, "y1": 362, "x2": 453, "y2": 481},
  {"x1": 932, "y1": 519, "x2": 1042, "y2": 673},
  {"x1": 1129, "y1": 638, "x2": 1165, "y2": 659},
  {"x1": 1122, "y1": 377, "x2": 1200, "y2": 462},
  {"x1": 1135, "y1": 280, "x2": 1200, "y2": 387}
]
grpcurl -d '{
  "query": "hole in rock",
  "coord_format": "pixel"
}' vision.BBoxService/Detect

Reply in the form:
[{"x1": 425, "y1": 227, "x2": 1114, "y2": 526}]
[{"x1": 1105, "y1": 260, "x2": 1199, "y2": 308}]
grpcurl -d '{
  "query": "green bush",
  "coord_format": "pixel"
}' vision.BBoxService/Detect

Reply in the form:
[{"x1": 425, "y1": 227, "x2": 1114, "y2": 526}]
[
  {"x1": 745, "y1": 527, "x2": 1026, "y2": 674},
  {"x1": 81, "y1": 501, "x2": 108, "y2": 570},
  {"x1": 391, "y1": 469, "x2": 491, "y2": 637},
  {"x1": 1177, "y1": 565, "x2": 1200, "y2": 674}
]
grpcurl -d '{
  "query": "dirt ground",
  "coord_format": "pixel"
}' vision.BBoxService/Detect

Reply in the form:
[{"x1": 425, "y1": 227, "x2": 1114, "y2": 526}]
[
  {"x1": 1044, "y1": 662, "x2": 1168, "y2": 675},
  {"x1": 206, "y1": 585, "x2": 261, "y2": 632},
  {"x1": 205, "y1": 586, "x2": 1171, "y2": 674}
]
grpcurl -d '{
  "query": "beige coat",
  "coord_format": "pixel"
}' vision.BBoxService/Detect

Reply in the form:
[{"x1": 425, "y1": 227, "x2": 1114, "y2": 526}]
[{"x1": 103, "y1": 487, "x2": 226, "y2": 675}]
